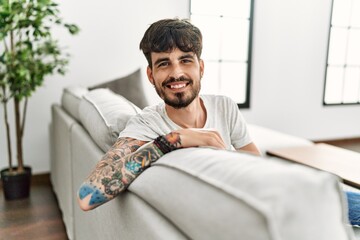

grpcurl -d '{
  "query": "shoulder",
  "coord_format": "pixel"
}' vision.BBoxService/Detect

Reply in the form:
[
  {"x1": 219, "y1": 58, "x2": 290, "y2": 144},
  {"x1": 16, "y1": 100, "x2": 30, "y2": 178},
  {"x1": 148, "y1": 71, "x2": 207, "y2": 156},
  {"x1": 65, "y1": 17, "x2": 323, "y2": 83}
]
[
  {"x1": 119, "y1": 102, "x2": 167, "y2": 141},
  {"x1": 201, "y1": 94, "x2": 237, "y2": 108},
  {"x1": 131, "y1": 102, "x2": 165, "y2": 123}
]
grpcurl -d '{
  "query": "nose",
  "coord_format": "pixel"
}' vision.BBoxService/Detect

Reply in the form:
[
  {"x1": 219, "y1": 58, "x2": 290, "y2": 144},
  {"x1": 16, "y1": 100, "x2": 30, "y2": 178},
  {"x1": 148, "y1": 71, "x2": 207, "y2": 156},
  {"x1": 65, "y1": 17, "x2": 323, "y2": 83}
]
[{"x1": 169, "y1": 62, "x2": 184, "y2": 80}]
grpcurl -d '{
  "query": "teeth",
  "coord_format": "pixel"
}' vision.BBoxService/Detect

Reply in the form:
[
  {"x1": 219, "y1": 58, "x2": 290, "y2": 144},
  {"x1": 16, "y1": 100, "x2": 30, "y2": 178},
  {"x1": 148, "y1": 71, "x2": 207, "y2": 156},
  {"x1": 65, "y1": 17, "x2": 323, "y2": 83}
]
[{"x1": 170, "y1": 83, "x2": 186, "y2": 89}]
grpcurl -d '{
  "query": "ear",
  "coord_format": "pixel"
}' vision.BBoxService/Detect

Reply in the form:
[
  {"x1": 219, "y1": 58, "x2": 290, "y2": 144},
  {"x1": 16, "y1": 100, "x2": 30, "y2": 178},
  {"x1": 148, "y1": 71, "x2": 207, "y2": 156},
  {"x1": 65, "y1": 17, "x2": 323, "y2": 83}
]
[
  {"x1": 146, "y1": 66, "x2": 155, "y2": 85},
  {"x1": 200, "y1": 59, "x2": 204, "y2": 78}
]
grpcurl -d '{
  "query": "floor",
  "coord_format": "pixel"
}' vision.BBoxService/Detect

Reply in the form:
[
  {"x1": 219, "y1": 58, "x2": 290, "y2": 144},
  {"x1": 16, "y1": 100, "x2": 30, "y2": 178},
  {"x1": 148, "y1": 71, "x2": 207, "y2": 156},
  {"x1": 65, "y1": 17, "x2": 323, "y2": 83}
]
[
  {"x1": 0, "y1": 174, "x2": 68, "y2": 240},
  {"x1": 0, "y1": 139, "x2": 359, "y2": 240}
]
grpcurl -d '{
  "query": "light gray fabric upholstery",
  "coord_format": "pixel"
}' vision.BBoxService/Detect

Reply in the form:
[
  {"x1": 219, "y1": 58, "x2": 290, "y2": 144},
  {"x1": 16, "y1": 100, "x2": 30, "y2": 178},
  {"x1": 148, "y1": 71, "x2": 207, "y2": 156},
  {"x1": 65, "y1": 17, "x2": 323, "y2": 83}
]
[
  {"x1": 248, "y1": 124, "x2": 314, "y2": 156},
  {"x1": 51, "y1": 104, "x2": 77, "y2": 239},
  {"x1": 131, "y1": 148, "x2": 354, "y2": 240},
  {"x1": 51, "y1": 87, "x2": 357, "y2": 240},
  {"x1": 61, "y1": 86, "x2": 89, "y2": 122},
  {"x1": 70, "y1": 124, "x2": 187, "y2": 240},
  {"x1": 89, "y1": 68, "x2": 149, "y2": 109},
  {"x1": 79, "y1": 88, "x2": 141, "y2": 152}
]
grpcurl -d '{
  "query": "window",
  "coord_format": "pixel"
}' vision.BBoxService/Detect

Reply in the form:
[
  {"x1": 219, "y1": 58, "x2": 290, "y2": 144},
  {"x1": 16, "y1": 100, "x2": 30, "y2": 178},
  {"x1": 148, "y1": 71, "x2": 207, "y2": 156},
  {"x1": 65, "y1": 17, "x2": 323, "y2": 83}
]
[
  {"x1": 190, "y1": 0, "x2": 254, "y2": 108},
  {"x1": 324, "y1": 0, "x2": 360, "y2": 105}
]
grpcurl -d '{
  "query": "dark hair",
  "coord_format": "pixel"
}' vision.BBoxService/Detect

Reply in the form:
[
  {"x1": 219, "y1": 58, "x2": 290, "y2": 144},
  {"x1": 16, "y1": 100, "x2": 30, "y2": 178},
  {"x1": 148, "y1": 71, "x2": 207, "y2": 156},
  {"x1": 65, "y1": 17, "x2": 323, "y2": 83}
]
[{"x1": 139, "y1": 18, "x2": 203, "y2": 68}]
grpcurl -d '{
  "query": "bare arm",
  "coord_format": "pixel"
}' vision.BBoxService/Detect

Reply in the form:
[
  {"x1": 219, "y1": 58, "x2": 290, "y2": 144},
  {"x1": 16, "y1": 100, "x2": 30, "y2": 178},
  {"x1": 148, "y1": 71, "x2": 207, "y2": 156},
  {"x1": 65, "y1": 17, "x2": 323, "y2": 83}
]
[
  {"x1": 236, "y1": 142, "x2": 261, "y2": 156},
  {"x1": 77, "y1": 137, "x2": 157, "y2": 211},
  {"x1": 78, "y1": 129, "x2": 226, "y2": 211}
]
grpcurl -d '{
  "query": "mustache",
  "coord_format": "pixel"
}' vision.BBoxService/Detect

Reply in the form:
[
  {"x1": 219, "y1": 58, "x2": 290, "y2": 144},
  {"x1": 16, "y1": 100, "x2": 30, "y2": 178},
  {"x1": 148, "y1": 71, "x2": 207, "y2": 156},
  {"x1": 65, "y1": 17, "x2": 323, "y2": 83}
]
[{"x1": 162, "y1": 76, "x2": 192, "y2": 87}]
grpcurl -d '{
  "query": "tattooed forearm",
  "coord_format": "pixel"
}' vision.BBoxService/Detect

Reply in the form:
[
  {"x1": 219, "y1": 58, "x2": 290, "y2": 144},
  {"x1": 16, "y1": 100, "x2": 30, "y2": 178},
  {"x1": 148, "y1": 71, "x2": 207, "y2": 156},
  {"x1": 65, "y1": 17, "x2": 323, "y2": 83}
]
[
  {"x1": 103, "y1": 138, "x2": 146, "y2": 160},
  {"x1": 78, "y1": 136, "x2": 174, "y2": 210}
]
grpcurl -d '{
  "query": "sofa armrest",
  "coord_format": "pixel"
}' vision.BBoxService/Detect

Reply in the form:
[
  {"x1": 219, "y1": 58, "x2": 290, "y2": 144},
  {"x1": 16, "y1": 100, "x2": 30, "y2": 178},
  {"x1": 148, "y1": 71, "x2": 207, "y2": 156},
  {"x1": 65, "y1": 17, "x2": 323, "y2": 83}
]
[{"x1": 129, "y1": 148, "x2": 354, "y2": 240}]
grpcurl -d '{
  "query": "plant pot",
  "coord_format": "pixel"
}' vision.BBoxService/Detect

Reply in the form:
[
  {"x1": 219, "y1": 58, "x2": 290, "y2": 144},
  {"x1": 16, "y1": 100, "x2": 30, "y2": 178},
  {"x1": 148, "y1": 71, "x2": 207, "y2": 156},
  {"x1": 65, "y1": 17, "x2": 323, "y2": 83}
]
[{"x1": 0, "y1": 166, "x2": 32, "y2": 200}]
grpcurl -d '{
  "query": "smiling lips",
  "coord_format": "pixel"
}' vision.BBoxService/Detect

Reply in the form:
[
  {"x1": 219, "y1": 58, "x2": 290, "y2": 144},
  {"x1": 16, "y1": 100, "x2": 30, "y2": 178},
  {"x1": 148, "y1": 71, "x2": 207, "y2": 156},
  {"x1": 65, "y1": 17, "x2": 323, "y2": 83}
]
[
  {"x1": 168, "y1": 82, "x2": 188, "y2": 89},
  {"x1": 164, "y1": 81, "x2": 191, "y2": 91}
]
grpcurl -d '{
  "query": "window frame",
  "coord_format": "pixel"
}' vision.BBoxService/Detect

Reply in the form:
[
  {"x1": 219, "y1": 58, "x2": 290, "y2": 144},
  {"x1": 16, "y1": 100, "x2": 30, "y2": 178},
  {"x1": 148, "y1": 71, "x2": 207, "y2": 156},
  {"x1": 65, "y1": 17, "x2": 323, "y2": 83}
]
[
  {"x1": 323, "y1": 0, "x2": 360, "y2": 106},
  {"x1": 189, "y1": 0, "x2": 255, "y2": 109}
]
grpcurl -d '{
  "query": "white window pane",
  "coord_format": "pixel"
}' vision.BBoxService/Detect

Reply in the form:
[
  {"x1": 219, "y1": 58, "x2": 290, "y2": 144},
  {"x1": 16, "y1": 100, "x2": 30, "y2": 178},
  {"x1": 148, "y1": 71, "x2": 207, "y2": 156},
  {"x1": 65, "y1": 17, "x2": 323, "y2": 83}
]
[
  {"x1": 201, "y1": 61, "x2": 220, "y2": 95},
  {"x1": 191, "y1": 0, "x2": 219, "y2": 15},
  {"x1": 220, "y1": 62, "x2": 247, "y2": 103},
  {"x1": 221, "y1": 0, "x2": 251, "y2": 18},
  {"x1": 221, "y1": 18, "x2": 249, "y2": 61},
  {"x1": 191, "y1": 15, "x2": 221, "y2": 60},
  {"x1": 346, "y1": 29, "x2": 360, "y2": 65},
  {"x1": 332, "y1": 0, "x2": 351, "y2": 26},
  {"x1": 351, "y1": 0, "x2": 360, "y2": 27},
  {"x1": 343, "y1": 67, "x2": 360, "y2": 103},
  {"x1": 191, "y1": 0, "x2": 252, "y2": 107},
  {"x1": 191, "y1": 0, "x2": 251, "y2": 18},
  {"x1": 327, "y1": 28, "x2": 348, "y2": 65},
  {"x1": 324, "y1": 66, "x2": 344, "y2": 104}
]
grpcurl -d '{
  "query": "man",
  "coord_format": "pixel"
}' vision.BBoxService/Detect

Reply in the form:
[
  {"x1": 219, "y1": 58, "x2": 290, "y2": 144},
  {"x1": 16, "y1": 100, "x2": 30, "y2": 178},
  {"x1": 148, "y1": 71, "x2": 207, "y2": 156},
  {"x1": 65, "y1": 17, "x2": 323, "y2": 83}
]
[{"x1": 78, "y1": 18, "x2": 260, "y2": 211}]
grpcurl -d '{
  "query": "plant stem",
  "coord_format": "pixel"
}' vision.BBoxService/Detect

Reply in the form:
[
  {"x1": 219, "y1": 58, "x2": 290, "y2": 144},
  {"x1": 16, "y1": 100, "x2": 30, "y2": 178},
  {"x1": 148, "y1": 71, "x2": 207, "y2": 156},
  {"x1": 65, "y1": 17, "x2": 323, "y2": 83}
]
[
  {"x1": 21, "y1": 97, "x2": 28, "y2": 138},
  {"x1": 14, "y1": 98, "x2": 24, "y2": 173},
  {"x1": 1, "y1": 86, "x2": 13, "y2": 173}
]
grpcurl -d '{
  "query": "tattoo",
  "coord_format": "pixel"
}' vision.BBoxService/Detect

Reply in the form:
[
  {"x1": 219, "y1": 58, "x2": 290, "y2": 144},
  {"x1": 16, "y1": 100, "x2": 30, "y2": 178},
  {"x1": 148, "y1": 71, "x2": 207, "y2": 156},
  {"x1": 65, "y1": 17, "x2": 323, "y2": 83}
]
[
  {"x1": 101, "y1": 170, "x2": 124, "y2": 196},
  {"x1": 78, "y1": 183, "x2": 108, "y2": 205},
  {"x1": 82, "y1": 137, "x2": 166, "y2": 207},
  {"x1": 154, "y1": 132, "x2": 181, "y2": 154},
  {"x1": 103, "y1": 138, "x2": 145, "y2": 161},
  {"x1": 165, "y1": 132, "x2": 181, "y2": 147}
]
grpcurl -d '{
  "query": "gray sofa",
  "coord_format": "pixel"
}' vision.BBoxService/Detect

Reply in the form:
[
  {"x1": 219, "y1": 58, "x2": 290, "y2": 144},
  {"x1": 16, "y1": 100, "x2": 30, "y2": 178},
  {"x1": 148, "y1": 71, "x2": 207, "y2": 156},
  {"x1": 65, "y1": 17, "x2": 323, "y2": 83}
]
[{"x1": 50, "y1": 85, "x2": 358, "y2": 240}]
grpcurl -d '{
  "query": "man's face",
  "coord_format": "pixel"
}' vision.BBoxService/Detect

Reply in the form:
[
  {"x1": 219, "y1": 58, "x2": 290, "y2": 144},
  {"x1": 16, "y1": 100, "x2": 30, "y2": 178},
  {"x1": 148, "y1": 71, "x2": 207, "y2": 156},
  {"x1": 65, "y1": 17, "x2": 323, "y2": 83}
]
[{"x1": 147, "y1": 48, "x2": 204, "y2": 109}]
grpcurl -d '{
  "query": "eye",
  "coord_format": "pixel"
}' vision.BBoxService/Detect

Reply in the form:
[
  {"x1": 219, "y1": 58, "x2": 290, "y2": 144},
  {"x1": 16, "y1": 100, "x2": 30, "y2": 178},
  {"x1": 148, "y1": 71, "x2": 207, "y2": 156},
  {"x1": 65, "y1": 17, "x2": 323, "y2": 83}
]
[
  {"x1": 157, "y1": 62, "x2": 169, "y2": 68},
  {"x1": 182, "y1": 58, "x2": 192, "y2": 63}
]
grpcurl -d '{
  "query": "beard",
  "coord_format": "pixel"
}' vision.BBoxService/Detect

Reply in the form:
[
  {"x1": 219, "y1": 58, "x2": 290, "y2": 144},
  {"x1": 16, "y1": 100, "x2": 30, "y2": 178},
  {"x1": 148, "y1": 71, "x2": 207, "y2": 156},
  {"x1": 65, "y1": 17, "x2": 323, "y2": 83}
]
[{"x1": 154, "y1": 76, "x2": 201, "y2": 109}]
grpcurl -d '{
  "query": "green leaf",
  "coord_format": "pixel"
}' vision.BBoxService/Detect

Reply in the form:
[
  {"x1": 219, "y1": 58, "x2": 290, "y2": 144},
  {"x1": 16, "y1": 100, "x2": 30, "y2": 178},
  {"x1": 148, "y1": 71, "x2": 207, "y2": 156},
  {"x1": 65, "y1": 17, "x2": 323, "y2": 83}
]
[
  {"x1": 64, "y1": 23, "x2": 80, "y2": 35},
  {"x1": 0, "y1": 0, "x2": 79, "y2": 128}
]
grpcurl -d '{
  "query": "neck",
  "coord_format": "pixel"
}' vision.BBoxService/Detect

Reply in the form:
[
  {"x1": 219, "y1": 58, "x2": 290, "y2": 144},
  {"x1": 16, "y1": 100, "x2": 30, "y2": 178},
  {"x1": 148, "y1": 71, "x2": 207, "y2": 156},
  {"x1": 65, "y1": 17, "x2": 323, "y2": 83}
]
[{"x1": 165, "y1": 97, "x2": 206, "y2": 129}]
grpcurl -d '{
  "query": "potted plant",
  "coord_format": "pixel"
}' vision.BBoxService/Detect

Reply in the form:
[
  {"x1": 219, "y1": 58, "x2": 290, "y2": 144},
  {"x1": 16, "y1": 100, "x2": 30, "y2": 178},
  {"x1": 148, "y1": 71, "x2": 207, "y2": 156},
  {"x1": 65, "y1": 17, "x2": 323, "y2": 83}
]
[{"x1": 0, "y1": 0, "x2": 79, "y2": 200}]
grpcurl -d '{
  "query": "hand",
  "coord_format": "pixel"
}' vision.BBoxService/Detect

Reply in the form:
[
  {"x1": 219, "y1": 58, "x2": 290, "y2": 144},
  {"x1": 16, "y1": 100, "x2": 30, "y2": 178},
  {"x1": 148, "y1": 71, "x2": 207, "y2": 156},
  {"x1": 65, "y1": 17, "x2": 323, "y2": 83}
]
[{"x1": 173, "y1": 128, "x2": 226, "y2": 150}]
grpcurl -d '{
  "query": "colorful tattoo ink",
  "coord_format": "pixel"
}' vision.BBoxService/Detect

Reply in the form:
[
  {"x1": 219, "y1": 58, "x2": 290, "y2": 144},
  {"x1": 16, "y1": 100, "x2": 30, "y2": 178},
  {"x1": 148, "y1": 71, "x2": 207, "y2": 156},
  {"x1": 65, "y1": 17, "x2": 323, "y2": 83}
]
[
  {"x1": 79, "y1": 135, "x2": 181, "y2": 208},
  {"x1": 153, "y1": 132, "x2": 181, "y2": 154}
]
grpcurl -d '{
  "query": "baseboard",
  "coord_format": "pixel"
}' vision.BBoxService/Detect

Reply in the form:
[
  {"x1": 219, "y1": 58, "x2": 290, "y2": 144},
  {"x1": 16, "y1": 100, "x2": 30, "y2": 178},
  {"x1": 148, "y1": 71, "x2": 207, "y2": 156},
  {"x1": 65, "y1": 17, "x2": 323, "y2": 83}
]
[{"x1": 31, "y1": 173, "x2": 51, "y2": 185}]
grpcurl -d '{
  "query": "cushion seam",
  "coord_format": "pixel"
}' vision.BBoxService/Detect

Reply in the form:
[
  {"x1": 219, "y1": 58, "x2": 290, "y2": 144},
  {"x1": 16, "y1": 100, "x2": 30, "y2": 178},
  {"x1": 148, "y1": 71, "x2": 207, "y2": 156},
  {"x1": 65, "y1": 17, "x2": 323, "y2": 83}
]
[{"x1": 82, "y1": 94, "x2": 112, "y2": 127}]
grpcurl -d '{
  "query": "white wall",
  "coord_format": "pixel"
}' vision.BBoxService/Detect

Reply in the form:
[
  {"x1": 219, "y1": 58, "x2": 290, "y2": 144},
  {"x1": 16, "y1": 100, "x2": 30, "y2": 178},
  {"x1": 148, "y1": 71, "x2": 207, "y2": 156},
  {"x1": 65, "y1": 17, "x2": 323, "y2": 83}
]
[
  {"x1": 242, "y1": 0, "x2": 360, "y2": 141},
  {"x1": 1, "y1": 0, "x2": 360, "y2": 174},
  {"x1": 0, "y1": 0, "x2": 190, "y2": 174}
]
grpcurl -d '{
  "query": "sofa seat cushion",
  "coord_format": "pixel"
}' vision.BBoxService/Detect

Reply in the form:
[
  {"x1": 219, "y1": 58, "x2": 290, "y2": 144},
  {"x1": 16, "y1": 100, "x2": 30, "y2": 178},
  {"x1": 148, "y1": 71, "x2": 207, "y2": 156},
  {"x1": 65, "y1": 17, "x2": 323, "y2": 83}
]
[
  {"x1": 248, "y1": 124, "x2": 314, "y2": 156},
  {"x1": 129, "y1": 148, "x2": 354, "y2": 240},
  {"x1": 79, "y1": 88, "x2": 141, "y2": 152}
]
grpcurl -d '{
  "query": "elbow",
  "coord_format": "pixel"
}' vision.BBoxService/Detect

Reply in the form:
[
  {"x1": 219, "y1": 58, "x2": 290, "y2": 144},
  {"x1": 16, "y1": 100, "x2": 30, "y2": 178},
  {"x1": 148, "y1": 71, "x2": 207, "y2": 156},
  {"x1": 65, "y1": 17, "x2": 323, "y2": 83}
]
[
  {"x1": 77, "y1": 196, "x2": 93, "y2": 211},
  {"x1": 77, "y1": 183, "x2": 100, "y2": 211},
  {"x1": 77, "y1": 182, "x2": 119, "y2": 211}
]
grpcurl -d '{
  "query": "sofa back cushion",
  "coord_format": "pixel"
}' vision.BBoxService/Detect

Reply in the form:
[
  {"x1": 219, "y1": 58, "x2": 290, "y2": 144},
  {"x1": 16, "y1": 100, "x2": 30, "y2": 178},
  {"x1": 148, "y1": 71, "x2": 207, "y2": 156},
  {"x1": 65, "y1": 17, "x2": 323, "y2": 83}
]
[
  {"x1": 88, "y1": 68, "x2": 148, "y2": 109},
  {"x1": 79, "y1": 88, "x2": 141, "y2": 152},
  {"x1": 61, "y1": 86, "x2": 89, "y2": 122}
]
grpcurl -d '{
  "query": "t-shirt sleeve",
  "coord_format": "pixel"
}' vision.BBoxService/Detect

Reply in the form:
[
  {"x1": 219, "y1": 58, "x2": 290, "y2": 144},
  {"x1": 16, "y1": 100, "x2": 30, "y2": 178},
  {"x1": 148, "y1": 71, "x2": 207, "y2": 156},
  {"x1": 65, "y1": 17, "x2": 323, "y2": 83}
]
[
  {"x1": 227, "y1": 98, "x2": 252, "y2": 149},
  {"x1": 118, "y1": 114, "x2": 160, "y2": 141}
]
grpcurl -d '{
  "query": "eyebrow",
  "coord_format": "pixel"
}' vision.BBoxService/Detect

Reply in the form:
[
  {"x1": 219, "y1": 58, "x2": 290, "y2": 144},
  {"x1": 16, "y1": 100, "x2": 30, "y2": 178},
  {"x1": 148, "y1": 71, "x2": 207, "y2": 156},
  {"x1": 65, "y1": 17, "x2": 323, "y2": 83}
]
[
  {"x1": 179, "y1": 53, "x2": 195, "y2": 60},
  {"x1": 154, "y1": 57, "x2": 169, "y2": 67}
]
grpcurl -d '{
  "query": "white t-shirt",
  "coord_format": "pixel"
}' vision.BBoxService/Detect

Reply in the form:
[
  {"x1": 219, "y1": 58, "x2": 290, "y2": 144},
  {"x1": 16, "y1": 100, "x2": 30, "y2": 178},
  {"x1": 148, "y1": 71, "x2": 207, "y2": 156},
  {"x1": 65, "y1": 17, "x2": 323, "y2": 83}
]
[{"x1": 119, "y1": 95, "x2": 252, "y2": 150}]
